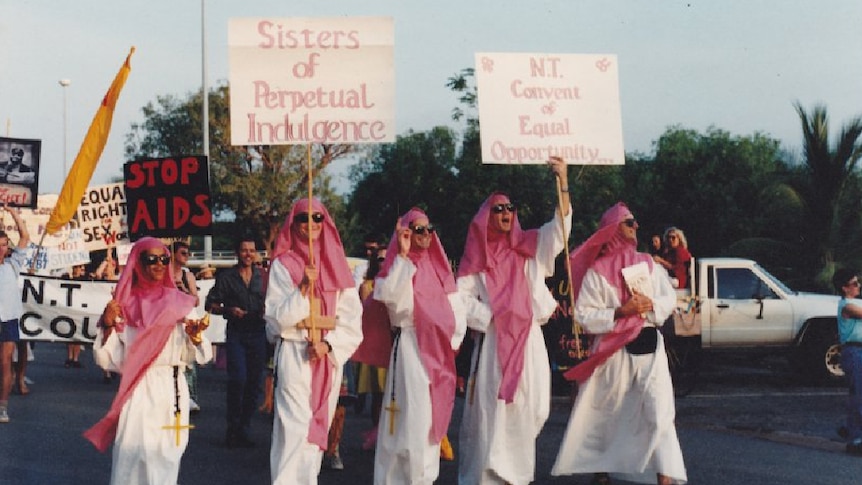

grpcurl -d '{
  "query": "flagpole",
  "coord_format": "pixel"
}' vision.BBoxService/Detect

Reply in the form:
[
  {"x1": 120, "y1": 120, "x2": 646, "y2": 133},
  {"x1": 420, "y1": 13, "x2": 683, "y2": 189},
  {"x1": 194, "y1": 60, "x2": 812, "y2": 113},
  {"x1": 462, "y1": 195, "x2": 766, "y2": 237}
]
[{"x1": 201, "y1": 0, "x2": 213, "y2": 261}]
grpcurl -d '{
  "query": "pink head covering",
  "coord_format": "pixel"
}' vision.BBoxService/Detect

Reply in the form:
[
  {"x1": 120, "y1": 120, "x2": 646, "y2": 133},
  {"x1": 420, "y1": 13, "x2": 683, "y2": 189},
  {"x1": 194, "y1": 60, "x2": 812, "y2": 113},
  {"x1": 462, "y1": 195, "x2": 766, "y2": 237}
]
[
  {"x1": 458, "y1": 193, "x2": 539, "y2": 403},
  {"x1": 84, "y1": 237, "x2": 197, "y2": 452},
  {"x1": 270, "y1": 198, "x2": 353, "y2": 449},
  {"x1": 379, "y1": 208, "x2": 458, "y2": 441},
  {"x1": 564, "y1": 202, "x2": 654, "y2": 383}
]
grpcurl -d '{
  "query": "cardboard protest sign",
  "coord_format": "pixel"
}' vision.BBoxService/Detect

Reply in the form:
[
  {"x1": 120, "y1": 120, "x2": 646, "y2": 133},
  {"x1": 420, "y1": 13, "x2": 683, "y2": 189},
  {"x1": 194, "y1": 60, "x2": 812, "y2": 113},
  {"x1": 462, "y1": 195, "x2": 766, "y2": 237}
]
[
  {"x1": 76, "y1": 182, "x2": 129, "y2": 251},
  {"x1": 2, "y1": 194, "x2": 89, "y2": 272},
  {"x1": 124, "y1": 156, "x2": 212, "y2": 240},
  {"x1": 475, "y1": 53, "x2": 624, "y2": 165},
  {"x1": 0, "y1": 137, "x2": 41, "y2": 207},
  {"x1": 228, "y1": 16, "x2": 395, "y2": 145}
]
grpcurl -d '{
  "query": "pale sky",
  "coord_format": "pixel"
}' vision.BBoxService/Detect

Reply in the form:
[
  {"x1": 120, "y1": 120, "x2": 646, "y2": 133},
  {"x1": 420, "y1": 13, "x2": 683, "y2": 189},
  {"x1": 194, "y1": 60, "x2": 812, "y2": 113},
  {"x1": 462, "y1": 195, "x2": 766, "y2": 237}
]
[{"x1": 2, "y1": 0, "x2": 860, "y2": 194}]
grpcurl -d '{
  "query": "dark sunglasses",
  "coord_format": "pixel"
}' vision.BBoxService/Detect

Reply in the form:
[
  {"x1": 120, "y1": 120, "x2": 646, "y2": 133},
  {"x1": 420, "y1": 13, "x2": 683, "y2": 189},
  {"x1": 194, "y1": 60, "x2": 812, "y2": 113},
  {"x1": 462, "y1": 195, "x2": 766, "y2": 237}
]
[
  {"x1": 294, "y1": 212, "x2": 324, "y2": 224},
  {"x1": 491, "y1": 203, "x2": 516, "y2": 214},
  {"x1": 176, "y1": 250, "x2": 189, "y2": 256},
  {"x1": 141, "y1": 254, "x2": 171, "y2": 266},
  {"x1": 622, "y1": 219, "x2": 637, "y2": 228},
  {"x1": 410, "y1": 224, "x2": 436, "y2": 235}
]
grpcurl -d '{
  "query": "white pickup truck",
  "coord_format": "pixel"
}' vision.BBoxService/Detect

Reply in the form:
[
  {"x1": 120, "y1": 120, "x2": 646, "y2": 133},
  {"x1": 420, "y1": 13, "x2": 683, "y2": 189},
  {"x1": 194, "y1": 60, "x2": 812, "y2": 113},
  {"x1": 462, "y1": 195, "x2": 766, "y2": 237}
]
[{"x1": 668, "y1": 257, "x2": 842, "y2": 383}]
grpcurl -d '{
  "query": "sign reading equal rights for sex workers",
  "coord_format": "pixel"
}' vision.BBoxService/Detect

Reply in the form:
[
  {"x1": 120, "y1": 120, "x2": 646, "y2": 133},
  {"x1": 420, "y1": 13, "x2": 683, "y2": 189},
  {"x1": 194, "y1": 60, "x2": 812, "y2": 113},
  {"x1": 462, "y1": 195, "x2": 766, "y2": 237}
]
[
  {"x1": 474, "y1": 53, "x2": 624, "y2": 165},
  {"x1": 76, "y1": 182, "x2": 129, "y2": 251},
  {"x1": 124, "y1": 156, "x2": 213, "y2": 240},
  {"x1": 228, "y1": 17, "x2": 395, "y2": 145}
]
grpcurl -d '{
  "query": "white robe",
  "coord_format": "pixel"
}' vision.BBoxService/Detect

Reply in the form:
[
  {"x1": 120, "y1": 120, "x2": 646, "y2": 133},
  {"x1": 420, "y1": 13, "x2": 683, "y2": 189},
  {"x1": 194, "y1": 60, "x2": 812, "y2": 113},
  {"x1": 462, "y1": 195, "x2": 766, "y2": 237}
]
[
  {"x1": 372, "y1": 256, "x2": 467, "y2": 485},
  {"x1": 264, "y1": 259, "x2": 363, "y2": 485},
  {"x1": 551, "y1": 264, "x2": 687, "y2": 484},
  {"x1": 457, "y1": 210, "x2": 571, "y2": 485},
  {"x1": 93, "y1": 324, "x2": 212, "y2": 485}
]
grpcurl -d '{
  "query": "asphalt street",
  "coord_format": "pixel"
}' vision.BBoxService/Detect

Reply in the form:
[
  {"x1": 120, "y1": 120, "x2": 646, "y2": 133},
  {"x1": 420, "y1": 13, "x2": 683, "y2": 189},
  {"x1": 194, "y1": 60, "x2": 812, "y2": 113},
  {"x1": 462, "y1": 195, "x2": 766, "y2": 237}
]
[{"x1": 1, "y1": 343, "x2": 860, "y2": 484}]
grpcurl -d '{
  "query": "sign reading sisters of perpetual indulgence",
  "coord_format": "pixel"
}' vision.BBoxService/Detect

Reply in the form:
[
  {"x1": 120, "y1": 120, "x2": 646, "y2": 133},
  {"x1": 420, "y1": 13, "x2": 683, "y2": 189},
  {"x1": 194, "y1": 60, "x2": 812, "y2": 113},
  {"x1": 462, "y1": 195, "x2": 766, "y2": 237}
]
[
  {"x1": 124, "y1": 156, "x2": 212, "y2": 240},
  {"x1": 0, "y1": 137, "x2": 41, "y2": 208},
  {"x1": 228, "y1": 16, "x2": 395, "y2": 145}
]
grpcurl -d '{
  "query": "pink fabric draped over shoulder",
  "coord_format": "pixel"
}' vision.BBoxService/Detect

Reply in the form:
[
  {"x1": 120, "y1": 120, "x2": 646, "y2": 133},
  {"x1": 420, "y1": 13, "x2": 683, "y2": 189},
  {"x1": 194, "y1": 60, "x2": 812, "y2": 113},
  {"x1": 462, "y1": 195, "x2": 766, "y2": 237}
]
[
  {"x1": 564, "y1": 202, "x2": 654, "y2": 383},
  {"x1": 84, "y1": 237, "x2": 197, "y2": 452},
  {"x1": 270, "y1": 198, "x2": 354, "y2": 450},
  {"x1": 375, "y1": 208, "x2": 458, "y2": 442},
  {"x1": 457, "y1": 193, "x2": 538, "y2": 403}
]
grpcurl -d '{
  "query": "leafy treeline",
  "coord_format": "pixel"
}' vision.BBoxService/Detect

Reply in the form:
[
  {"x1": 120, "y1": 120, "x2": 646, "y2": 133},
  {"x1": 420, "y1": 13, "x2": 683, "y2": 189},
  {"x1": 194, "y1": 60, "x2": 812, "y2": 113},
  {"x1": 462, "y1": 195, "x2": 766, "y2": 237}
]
[{"x1": 124, "y1": 76, "x2": 862, "y2": 291}]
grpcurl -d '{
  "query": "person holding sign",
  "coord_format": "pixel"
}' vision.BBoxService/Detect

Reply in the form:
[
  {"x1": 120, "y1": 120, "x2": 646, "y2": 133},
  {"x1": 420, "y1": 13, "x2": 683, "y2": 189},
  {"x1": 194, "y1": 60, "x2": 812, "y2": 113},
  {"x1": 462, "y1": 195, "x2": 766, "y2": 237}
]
[
  {"x1": 552, "y1": 203, "x2": 686, "y2": 485},
  {"x1": 83, "y1": 237, "x2": 212, "y2": 485},
  {"x1": 264, "y1": 198, "x2": 362, "y2": 485},
  {"x1": 370, "y1": 208, "x2": 467, "y2": 484},
  {"x1": 456, "y1": 157, "x2": 570, "y2": 485},
  {"x1": 0, "y1": 204, "x2": 29, "y2": 423}
]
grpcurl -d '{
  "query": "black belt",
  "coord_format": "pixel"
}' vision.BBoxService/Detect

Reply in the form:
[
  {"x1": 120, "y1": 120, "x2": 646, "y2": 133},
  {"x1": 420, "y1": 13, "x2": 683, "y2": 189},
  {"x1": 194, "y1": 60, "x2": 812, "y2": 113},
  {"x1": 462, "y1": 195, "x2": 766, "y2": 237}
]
[{"x1": 844, "y1": 342, "x2": 862, "y2": 348}]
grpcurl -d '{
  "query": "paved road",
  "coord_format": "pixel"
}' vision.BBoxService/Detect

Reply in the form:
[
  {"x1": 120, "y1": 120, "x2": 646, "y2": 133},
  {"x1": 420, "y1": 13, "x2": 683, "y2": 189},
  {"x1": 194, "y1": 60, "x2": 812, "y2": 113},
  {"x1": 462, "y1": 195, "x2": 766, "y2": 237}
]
[{"x1": 0, "y1": 344, "x2": 860, "y2": 484}]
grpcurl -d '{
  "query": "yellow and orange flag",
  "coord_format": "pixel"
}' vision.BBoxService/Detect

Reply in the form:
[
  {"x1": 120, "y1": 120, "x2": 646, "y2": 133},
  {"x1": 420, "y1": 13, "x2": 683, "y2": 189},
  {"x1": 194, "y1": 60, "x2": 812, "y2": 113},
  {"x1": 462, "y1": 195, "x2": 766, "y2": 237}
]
[{"x1": 45, "y1": 47, "x2": 135, "y2": 235}]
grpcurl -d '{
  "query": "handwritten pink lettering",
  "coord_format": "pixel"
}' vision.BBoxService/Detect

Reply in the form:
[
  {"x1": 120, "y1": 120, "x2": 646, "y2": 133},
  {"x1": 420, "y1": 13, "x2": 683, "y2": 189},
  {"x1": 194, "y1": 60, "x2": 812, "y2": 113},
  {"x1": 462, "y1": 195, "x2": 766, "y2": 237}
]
[
  {"x1": 256, "y1": 20, "x2": 360, "y2": 50},
  {"x1": 253, "y1": 81, "x2": 375, "y2": 113},
  {"x1": 246, "y1": 113, "x2": 387, "y2": 143}
]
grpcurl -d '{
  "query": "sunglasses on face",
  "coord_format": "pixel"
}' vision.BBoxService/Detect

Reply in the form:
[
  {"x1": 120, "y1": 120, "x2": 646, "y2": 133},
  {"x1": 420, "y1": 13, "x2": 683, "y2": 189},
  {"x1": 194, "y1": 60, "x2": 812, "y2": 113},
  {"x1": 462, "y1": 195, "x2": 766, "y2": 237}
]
[
  {"x1": 411, "y1": 224, "x2": 436, "y2": 235},
  {"x1": 294, "y1": 212, "x2": 324, "y2": 224},
  {"x1": 622, "y1": 219, "x2": 637, "y2": 228},
  {"x1": 491, "y1": 203, "x2": 516, "y2": 214},
  {"x1": 177, "y1": 250, "x2": 189, "y2": 256},
  {"x1": 141, "y1": 254, "x2": 171, "y2": 266}
]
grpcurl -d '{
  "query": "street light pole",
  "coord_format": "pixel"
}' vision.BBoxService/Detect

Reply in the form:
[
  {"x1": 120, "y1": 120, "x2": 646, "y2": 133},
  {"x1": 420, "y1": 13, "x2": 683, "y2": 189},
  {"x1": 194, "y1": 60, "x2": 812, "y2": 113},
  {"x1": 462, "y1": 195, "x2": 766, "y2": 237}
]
[{"x1": 58, "y1": 79, "x2": 71, "y2": 177}]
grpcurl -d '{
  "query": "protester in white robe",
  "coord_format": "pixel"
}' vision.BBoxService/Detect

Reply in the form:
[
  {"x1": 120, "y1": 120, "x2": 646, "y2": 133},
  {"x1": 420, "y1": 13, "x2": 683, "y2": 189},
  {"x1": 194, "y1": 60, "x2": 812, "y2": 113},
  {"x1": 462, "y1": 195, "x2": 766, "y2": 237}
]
[
  {"x1": 84, "y1": 237, "x2": 212, "y2": 485},
  {"x1": 265, "y1": 198, "x2": 362, "y2": 485},
  {"x1": 371, "y1": 208, "x2": 467, "y2": 484},
  {"x1": 457, "y1": 157, "x2": 571, "y2": 485},
  {"x1": 552, "y1": 202, "x2": 687, "y2": 485}
]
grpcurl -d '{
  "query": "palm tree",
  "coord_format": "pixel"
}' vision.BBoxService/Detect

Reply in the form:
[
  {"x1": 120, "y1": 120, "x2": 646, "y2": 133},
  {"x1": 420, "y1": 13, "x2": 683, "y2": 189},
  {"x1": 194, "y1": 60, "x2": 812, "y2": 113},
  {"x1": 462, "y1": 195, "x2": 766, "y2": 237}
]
[{"x1": 794, "y1": 102, "x2": 862, "y2": 280}]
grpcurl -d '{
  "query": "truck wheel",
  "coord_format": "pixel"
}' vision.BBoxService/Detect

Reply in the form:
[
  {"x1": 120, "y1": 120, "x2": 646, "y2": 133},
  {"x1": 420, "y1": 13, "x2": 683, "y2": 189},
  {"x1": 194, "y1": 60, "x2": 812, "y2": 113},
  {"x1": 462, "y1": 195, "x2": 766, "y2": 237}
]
[{"x1": 800, "y1": 323, "x2": 844, "y2": 384}]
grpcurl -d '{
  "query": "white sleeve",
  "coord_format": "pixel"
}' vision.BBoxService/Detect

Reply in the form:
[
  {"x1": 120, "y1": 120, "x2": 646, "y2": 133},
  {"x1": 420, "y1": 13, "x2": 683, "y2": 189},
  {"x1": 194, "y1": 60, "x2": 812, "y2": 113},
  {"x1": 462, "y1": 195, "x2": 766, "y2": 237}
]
[
  {"x1": 448, "y1": 291, "x2": 468, "y2": 350},
  {"x1": 92, "y1": 328, "x2": 126, "y2": 373},
  {"x1": 325, "y1": 289, "x2": 363, "y2": 367},
  {"x1": 457, "y1": 273, "x2": 493, "y2": 332},
  {"x1": 574, "y1": 269, "x2": 620, "y2": 335},
  {"x1": 535, "y1": 206, "x2": 572, "y2": 277},
  {"x1": 264, "y1": 260, "x2": 311, "y2": 342},
  {"x1": 373, "y1": 256, "x2": 416, "y2": 328}
]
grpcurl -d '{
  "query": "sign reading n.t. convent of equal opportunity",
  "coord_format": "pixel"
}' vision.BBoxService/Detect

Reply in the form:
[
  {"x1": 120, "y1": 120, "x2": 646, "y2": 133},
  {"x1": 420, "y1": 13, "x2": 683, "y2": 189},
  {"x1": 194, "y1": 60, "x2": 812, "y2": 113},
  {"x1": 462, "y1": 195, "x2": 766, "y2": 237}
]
[
  {"x1": 228, "y1": 17, "x2": 395, "y2": 146},
  {"x1": 475, "y1": 53, "x2": 624, "y2": 165}
]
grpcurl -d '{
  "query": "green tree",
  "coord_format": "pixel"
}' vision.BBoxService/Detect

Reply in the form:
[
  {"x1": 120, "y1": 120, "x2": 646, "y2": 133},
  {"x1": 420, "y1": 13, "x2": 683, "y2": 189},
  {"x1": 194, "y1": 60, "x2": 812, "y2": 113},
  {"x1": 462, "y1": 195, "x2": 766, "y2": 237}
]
[
  {"x1": 347, "y1": 127, "x2": 460, "y2": 253},
  {"x1": 124, "y1": 84, "x2": 351, "y2": 253},
  {"x1": 793, "y1": 102, "x2": 862, "y2": 283}
]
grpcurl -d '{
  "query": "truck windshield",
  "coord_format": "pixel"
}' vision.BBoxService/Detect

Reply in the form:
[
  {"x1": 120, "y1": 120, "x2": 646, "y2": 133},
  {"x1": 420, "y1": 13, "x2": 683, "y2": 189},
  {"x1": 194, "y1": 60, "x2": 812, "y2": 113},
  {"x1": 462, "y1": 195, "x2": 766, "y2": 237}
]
[{"x1": 754, "y1": 264, "x2": 794, "y2": 294}]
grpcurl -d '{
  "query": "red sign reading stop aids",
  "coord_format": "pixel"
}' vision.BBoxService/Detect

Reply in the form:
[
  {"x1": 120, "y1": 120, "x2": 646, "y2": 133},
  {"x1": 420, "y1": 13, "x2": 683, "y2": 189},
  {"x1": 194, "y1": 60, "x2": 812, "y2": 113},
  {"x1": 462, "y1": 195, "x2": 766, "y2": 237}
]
[{"x1": 124, "y1": 156, "x2": 213, "y2": 240}]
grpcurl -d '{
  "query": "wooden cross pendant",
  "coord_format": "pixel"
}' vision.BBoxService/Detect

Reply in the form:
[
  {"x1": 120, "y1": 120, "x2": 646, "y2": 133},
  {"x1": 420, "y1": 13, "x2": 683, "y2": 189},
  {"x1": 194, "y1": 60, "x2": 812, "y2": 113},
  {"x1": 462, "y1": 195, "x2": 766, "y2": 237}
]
[
  {"x1": 384, "y1": 397, "x2": 400, "y2": 435},
  {"x1": 162, "y1": 410, "x2": 195, "y2": 446}
]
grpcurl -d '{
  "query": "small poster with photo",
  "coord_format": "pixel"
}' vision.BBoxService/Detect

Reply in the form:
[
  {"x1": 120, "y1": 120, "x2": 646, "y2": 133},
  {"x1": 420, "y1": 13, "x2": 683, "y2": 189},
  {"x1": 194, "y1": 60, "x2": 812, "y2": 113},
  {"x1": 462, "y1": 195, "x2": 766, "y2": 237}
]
[
  {"x1": 0, "y1": 137, "x2": 41, "y2": 208},
  {"x1": 621, "y1": 261, "x2": 654, "y2": 299}
]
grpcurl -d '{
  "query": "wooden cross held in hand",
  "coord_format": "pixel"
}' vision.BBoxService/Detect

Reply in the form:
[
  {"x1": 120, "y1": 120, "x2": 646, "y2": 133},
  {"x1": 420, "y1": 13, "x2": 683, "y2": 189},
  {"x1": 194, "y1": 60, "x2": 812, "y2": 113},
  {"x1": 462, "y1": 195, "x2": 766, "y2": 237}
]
[
  {"x1": 162, "y1": 411, "x2": 194, "y2": 446},
  {"x1": 384, "y1": 397, "x2": 400, "y2": 435}
]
